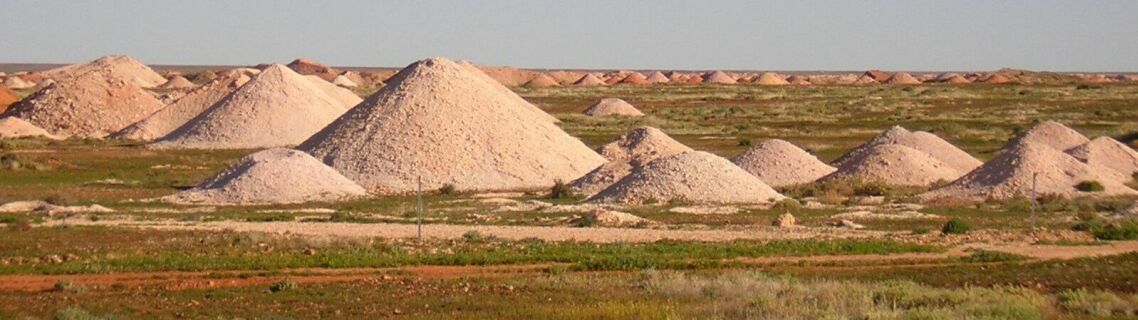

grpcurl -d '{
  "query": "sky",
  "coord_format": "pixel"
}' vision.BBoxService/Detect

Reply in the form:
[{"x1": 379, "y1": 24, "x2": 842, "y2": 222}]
[{"x1": 1, "y1": 0, "x2": 1136, "y2": 72}]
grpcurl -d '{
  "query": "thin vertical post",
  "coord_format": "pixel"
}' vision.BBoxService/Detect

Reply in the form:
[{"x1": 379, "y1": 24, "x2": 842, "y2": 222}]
[
  {"x1": 417, "y1": 176, "x2": 423, "y2": 241},
  {"x1": 1030, "y1": 172, "x2": 1038, "y2": 229}
]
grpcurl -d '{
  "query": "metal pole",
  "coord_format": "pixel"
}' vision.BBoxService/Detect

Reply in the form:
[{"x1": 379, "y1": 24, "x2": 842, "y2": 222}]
[
  {"x1": 417, "y1": 176, "x2": 423, "y2": 241},
  {"x1": 1030, "y1": 172, "x2": 1037, "y2": 229}
]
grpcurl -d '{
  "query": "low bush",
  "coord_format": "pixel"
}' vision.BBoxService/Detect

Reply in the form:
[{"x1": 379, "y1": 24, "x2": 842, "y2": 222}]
[
  {"x1": 438, "y1": 183, "x2": 456, "y2": 195},
  {"x1": 1075, "y1": 181, "x2": 1105, "y2": 192},
  {"x1": 269, "y1": 279, "x2": 298, "y2": 293},
  {"x1": 942, "y1": 218, "x2": 971, "y2": 234}
]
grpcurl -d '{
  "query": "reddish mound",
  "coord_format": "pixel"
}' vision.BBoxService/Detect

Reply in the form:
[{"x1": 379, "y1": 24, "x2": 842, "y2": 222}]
[
  {"x1": 476, "y1": 65, "x2": 539, "y2": 87},
  {"x1": 645, "y1": 72, "x2": 669, "y2": 84},
  {"x1": 884, "y1": 72, "x2": 922, "y2": 85},
  {"x1": 863, "y1": 70, "x2": 892, "y2": 81},
  {"x1": 754, "y1": 72, "x2": 789, "y2": 86},
  {"x1": 287, "y1": 58, "x2": 339, "y2": 81},
  {"x1": 703, "y1": 71, "x2": 737, "y2": 84},
  {"x1": 618, "y1": 72, "x2": 649, "y2": 85},
  {"x1": 572, "y1": 74, "x2": 606, "y2": 86},
  {"x1": 0, "y1": 85, "x2": 18, "y2": 111},
  {"x1": 583, "y1": 98, "x2": 644, "y2": 117},
  {"x1": 523, "y1": 73, "x2": 560, "y2": 88}
]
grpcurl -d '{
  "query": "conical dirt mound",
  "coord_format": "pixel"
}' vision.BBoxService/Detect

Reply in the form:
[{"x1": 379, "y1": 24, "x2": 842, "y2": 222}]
[
  {"x1": 588, "y1": 151, "x2": 785, "y2": 205},
  {"x1": 0, "y1": 85, "x2": 18, "y2": 111},
  {"x1": 572, "y1": 74, "x2": 605, "y2": 86},
  {"x1": 159, "y1": 76, "x2": 195, "y2": 89},
  {"x1": 332, "y1": 75, "x2": 359, "y2": 88},
  {"x1": 151, "y1": 64, "x2": 356, "y2": 149},
  {"x1": 944, "y1": 75, "x2": 972, "y2": 84},
  {"x1": 924, "y1": 141, "x2": 1137, "y2": 200},
  {"x1": 1006, "y1": 121, "x2": 1090, "y2": 152},
  {"x1": 853, "y1": 75, "x2": 878, "y2": 84},
  {"x1": 163, "y1": 148, "x2": 367, "y2": 205},
  {"x1": 42, "y1": 55, "x2": 166, "y2": 88},
  {"x1": 303, "y1": 75, "x2": 364, "y2": 108},
  {"x1": 703, "y1": 71, "x2": 737, "y2": 84},
  {"x1": 732, "y1": 139, "x2": 835, "y2": 188},
  {"x1": 287, "y1": 58, "x2": 339, "y2": 81},
  {"x1": 755, "y1": 72, "x2": 790, "y2": 86},
  {"x1": 833, "y1": 126, "x2": 982, "y2": 174},
  {"x1": 570, "y1": 127, "x2": 693, "y2": 195},
  {"x1": 787, "y1": 75, "x2": 811, "y2": 85},
  {"x1": 523, "y1": 73, "x2": 560, "y2": 88},
  {"x1": 1, "y1": 70, "x2": 164, "y2": 138},
  {"x1": 113, "y1": 73, "x2": 244, "y2": 141},
  {"x1": 980, "y1": 73, "x2": 1012, "y2": 84},
  {"x1": 617, "y1": 72, "x2": 649, "y2": 85},
  {"x1": 298, "y1": 57, "x2": 605, "y2": 194},
  {"x1": 822, "y1": 143, "x2": 963, "y2": 186},
  {"x1": 645, "y1": 72, "x2": 669, "y2": 84},
  {"x1": 1066, "y1": 137, "x2": 1138, "y2": 185},
  {"x1": 0, "y1": 117, "x2": 61, "y2": 140},
  {"x1": 884, "y1": 72, "x2": 922, "y2": 84},
  {"x1": 583, "y1": 98, "x2": 644, "y2": 117}
]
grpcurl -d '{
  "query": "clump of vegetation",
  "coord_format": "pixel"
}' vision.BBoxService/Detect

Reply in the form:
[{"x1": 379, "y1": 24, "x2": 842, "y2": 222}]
[
  {"x1": 438, "y1": 183, "x2": 456, "y2": 195},
  {"x1": 1, "y1": 153, "x2": 46, "y2": 170},
  {"x1": 942, "y1": 218, "x2": 972, "y2": 234},
  {"x1": 736, "y1": 138, "x2": 752, "y2": 147},
  {"x1": 462, "y1": 230, "x2": 495, "y2": 242},
  {"x1": 1077, "y1": 220, "x2": 1138, "y2": 241},
  {"x1": 548, "y1": 180, "x2": 580, "y2": 200},
  {"x1": 1075, "y1": 180, "x2": 1105, "y2": 192},
  {"x1": 3, "y1": 216, "x2": 32, "y2": 232},
  {"x1": 269, "y1": 279, "x2": 298, "y2": 293},
  {"x1": 963, "y1": 250, "x2": 1028, "y2": 263},
  {"x1": 770, "y1": 198, "x2": 801, "y2": 212},
  {"x1": 53, "y1": 280, "x2": 87, "y2": 293}
]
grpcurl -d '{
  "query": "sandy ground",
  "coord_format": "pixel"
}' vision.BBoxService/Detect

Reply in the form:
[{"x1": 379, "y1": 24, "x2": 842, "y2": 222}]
[{"x1": 43, "y1": 218, "x2": 873, "y2": 243}]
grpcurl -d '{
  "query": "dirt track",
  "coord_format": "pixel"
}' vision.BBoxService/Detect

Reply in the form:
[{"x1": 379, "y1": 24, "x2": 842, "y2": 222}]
[{"x1": 43, "y1": 219, "x2": 875, "y2": 243}]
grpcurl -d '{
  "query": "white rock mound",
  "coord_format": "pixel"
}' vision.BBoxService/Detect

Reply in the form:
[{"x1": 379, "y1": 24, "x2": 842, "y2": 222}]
[
  {"x1": 833, "y1": 126, "x2": 982, "y2": 174},
  {"x1": 1, "y1": 70, "x2": 165, "y2": 138},
  {"x1": 731, "y1": 139, "x2": 835, "y2": 188},
  {"x1": 41, "y1": 55, "x2": 167, "y2": 88},
  {"x1": 822, "y1": 143, "x2": 963, "y2": 186},
  {"x1": 588, "y1": 151, "x2": 785, "y2": 205},
  {"x1": 299, "y1": 57, "x2": 605, "y2": 194},
  {"x1": 570, "y1": 127, "x2": 693, "y2": 195},
  {"x1": 0, "y1": 117, "x2": 62, "y2": 140},
  {"x1": 113, "y1": 73, "x2": 244, "y2": 141},
  {"x1": 1065, "y1": 137, "x2": 1138, "y2": 185},
  {"x1": 924, "y1": 141, "x2": 1137, "y2": 200},
  {"x1": 582, "y1": 98, "x2": 645, "y2": 117},
  {"x1": 163, "y1": 148, "x2": 367, "y2": 205},
  {"x1": 151, "y1": 64, "x2": 357, "y2": 149},
  {"x1": 1005, "y1": 121, "x2": 1090, "y2": 152}
]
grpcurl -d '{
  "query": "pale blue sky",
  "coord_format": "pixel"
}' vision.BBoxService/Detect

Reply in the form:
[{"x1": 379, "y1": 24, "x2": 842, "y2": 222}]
[{"x1": 1, "y1": 0, "x2": 1136, "y2": 71}]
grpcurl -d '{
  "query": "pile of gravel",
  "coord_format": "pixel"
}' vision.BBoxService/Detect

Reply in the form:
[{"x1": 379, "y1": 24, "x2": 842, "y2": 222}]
[
  {"x1": 583, "y1": 98, "x2": 644, "y2": 117},
  {"x1": 1, "y1": 69, "x2": 164, "y2": 138},
  {"x1": 572, "y1": 74, "x2": 605, "y2": 86},
  {"x1": 923, "y1": 140, "x2": 1137, "y2": 200},
  {"x1": 1005, "y1": 121, "x2": 1090, "y2": 151},
  {"x1": 158, "y1": 76, "x2": 195, "y2": 89},
  {"x1": 1065, "y1": 137, "x2": 1138, "y2": 185},
  {"x1": 41, "y1": 55, "x2": 167, "y2": 88},
  {"x1": 703, "y1": 71, "x2": 736, "y2": 84},
  {"x1": 113, "y1": 72, "x2": 244, "y2": 141},
  {"x1": 570, "y1": 127, "x2": 693, "y2": 195},
  {"x1": 163, "y1": 148, "x2": 367, "y2": 205},
  {"x1": 731, "y1": 139, "x2": 835, "y2": 188},
  {"x1": 150, "y1": 64, "x2": 358, "y2": 149},
  {"x1": 299, "y1": 57, "x2": 604, "y2": 194},
  {"x1": 0, "y1": 117, "x2": 61, "y2": 140},
  {"x1": 754, "y1": 72, "x2": 789, "y2": 85},
  {"x1": 822, "y1": 143, "x2": 963, "y2": 186},
  {"x1": 588, "y1": 151, "x2": 785, "y2": 205}
]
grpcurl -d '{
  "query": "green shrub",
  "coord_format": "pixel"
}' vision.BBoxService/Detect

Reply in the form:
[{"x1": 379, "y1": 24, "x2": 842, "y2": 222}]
[
  {"x1": 1075, "y1": 181, "x2": 1105, "y2": 192},
  {"x1": 269, "y1": 279, "x2": 298, "y2": 293},
  {"x1": 942, "y1": 218, "x2": 971, "y2": 234},
  {"x1": 548, "y1": 180, "x2": 576, "y2": 200},
  {"x1": 438, "y1": 183, "x2": 456, "y2": 195},
  {"x1": 1091, "y1": 222, "x2": 1138, "y2": 240},
  {"x1": 770, "y1": 198, "x2": 801, "y2": 212}
]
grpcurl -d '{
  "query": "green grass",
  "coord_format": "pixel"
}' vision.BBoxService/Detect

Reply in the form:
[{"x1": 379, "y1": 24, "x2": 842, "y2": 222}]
[{"x1": 0, "y1": 226, "x2": 941, "y2": 275}]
